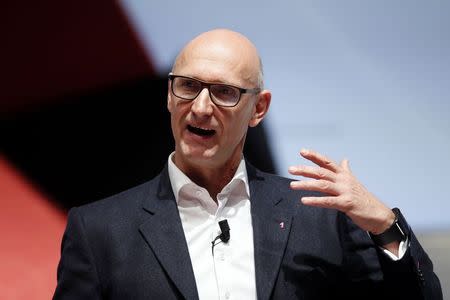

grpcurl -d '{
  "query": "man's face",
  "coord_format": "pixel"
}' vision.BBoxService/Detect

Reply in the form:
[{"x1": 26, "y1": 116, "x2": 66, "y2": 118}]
[{"x1": 167, "y1": 38, "x2": 265, "y2": 171}]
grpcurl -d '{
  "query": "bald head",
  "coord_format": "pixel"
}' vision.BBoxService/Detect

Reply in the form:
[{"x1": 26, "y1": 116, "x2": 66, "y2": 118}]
[{"x1": 172, "y1": 29, "x2": 264, "y2": 89}]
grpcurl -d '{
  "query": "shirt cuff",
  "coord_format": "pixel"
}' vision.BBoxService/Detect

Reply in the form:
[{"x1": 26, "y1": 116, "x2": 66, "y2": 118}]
[{"x1": 380, "y1": 237, "x2": 409, "y2": 261}]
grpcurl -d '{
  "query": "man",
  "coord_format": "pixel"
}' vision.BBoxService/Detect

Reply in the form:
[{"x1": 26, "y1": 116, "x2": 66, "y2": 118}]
[{"x1": 54, "y1": 29, "x2": 442, "y2": 299}]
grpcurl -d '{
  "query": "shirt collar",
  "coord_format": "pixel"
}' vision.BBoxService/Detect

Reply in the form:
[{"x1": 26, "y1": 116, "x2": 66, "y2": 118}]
[{"x1": 167, "y1": 152, "x2": 250, "y2": 203}]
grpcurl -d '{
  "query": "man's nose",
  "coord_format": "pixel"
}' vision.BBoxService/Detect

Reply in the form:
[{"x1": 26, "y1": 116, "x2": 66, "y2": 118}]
[{"x1": 191, "y1": 88, "x2": 214, "y2": 116}]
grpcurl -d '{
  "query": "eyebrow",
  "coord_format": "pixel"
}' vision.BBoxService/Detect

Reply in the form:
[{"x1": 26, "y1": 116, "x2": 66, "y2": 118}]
[
  {"x1": 181, "y1": 74, "x2": 257, "y2": 90},
  {"x1": 180, "y1": 74, "x2": 243, "y2": 87}
]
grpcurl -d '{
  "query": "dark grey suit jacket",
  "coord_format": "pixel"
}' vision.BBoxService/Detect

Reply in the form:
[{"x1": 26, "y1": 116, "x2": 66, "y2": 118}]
[{"x1": 54, "y1": 163, "x2": 442, "y2": 299}]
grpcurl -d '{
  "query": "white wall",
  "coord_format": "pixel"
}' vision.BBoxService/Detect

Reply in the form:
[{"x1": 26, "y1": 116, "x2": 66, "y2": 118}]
[{"x1": 119, "y1": 0, "x2": 450, "y2": 230}]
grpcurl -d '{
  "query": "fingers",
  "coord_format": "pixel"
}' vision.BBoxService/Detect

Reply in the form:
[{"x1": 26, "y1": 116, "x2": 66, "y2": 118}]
[
  {"x1": 290, "y1": 179, "x2": 340, "y2": 196},
  {"x1": 288, "y1": 165, "x2": 337, "y2": 182},
  {"x1": 340, "y1": 158, "x2": 351, "y2": 172},
  {"x1": 300, "y1": 149, "x2": 339, "y2": 172},
  {"x1": 301, "y1": 196, "x2": 344, "y2": 210}
]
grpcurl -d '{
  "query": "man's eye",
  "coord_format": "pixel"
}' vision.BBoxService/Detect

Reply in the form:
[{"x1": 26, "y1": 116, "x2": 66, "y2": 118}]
[
  {"x1": 219, "y1": 88, "x2": 231, "y2": 95},
  {"x1": 216, "y1": 86, "x2": 235, "y2": 96},
  {"x1": 181, "y1": 80, "x2": 197, "y2": 88}
]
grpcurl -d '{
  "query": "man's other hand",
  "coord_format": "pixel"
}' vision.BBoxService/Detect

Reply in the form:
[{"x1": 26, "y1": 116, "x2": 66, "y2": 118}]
[{"x1": 289, "y1": 149, "x2": 396, "y2": 236}]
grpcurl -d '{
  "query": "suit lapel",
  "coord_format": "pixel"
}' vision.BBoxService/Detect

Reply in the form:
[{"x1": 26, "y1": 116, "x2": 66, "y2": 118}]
[
  {"x1": 139, "y1": 165, "x2": 199, "y2": 300},
  {"x1": 248, "y1": 164, "x2": 294, "y2": 300}
]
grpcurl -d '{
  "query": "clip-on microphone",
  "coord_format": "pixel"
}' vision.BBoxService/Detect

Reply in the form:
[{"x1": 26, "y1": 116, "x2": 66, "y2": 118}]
[{"x1": 211, "y1": 219, "x2": 230, "y2": 255}]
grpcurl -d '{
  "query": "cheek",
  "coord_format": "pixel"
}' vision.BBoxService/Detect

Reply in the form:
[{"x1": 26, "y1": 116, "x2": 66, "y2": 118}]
[
  {"x1": 224, "y1": 111, "x2": 252, "y2": 139},
  {"x1": 169, "y1": 106, "x2": 185, "y2": 134},
  {"x1": 237, "y1": 106, "x2": 255, "y2": 127},
  {"x1": 170, "y1": 101, "x2": 188, "y2": 120}
]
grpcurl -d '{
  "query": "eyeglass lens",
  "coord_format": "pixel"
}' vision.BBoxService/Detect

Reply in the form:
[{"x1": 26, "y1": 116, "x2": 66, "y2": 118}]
[{"x1": 173, "y1": 77, "x2": 240, "y2": 106}]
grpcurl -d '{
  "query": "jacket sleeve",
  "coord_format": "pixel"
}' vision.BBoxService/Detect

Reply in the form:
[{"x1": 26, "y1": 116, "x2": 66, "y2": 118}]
[
  {"x1": 339, "y1": 210, "x2": 443, "y2": 300},
  {"x1": 53, "y1": 208, "x2": 102, "y2": 300},
  {"x1": 375, "y1": 209, "x2": 443, "y2": 300}
]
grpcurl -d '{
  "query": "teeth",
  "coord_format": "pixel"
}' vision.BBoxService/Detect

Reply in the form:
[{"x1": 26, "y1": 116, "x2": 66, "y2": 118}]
[
  {"x1": 191, "y1": 125, "x2": 213, "y2": 131},
  {"x1": 188, "y1": 125, "x2": 215, "y2": 136}
]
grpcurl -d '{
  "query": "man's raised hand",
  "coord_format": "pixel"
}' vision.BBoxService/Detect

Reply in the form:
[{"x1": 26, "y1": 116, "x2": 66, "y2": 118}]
[{"x1": 288, "y1": 149, "x2": 395, "y2": 235}]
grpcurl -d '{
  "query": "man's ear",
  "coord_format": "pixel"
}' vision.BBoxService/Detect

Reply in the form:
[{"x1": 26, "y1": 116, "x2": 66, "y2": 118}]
[
  {"x1": 249, "y1": 90, "x2": 271, "y2": 127},
  {"x1": 167, "y1": 81, "x2": 173, "y2": 113}
]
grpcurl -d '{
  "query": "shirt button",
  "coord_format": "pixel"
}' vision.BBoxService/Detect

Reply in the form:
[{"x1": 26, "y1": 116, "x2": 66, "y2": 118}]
[
  {"x1": 225, "y1": 292, "x2": 230, "y2": 299},
  {"x1": 220, "y1": 253, "x2": 225, "y2": 261},
  {"x1": 195, "y1": 190, "x2": 202, "y2": 197}
]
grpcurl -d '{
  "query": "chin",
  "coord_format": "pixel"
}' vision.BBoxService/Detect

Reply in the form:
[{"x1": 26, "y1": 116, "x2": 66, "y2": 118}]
[{"x1": 178, "y1": 142, "x2": 218, "y2": 163}]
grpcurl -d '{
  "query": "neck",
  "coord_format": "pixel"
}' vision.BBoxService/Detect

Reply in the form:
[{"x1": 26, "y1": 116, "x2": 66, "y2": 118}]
[{"x1": 173, "y1": 153, "x2": 242, "y2": 200}]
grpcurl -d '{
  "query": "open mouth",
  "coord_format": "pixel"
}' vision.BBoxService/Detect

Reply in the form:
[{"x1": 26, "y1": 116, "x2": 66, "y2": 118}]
[{"x1": 187, "y1": 125, "x2": 216, "y2": 137}]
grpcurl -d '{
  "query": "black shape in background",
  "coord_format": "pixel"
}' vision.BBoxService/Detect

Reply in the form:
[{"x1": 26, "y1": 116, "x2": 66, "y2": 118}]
[{"x1": 1, "y1": 75, "x2": 276, "y2": 210}]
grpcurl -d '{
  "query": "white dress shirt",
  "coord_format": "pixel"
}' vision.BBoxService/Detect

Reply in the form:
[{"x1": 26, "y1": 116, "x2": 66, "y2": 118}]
[{"x1": 168, "y1": 153, "x2": 257, "y2": 300}]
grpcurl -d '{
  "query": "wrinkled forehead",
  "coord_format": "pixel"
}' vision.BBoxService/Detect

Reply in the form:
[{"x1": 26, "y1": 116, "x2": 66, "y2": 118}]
[{"x1": 173, "y1": 34, "x2": 261, "y2": 87}]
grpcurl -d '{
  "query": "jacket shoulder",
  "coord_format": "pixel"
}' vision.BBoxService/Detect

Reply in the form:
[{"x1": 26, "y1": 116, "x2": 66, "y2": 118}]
[{"x1": 72, "y1": 173, "x2": 162, "y2": 223}]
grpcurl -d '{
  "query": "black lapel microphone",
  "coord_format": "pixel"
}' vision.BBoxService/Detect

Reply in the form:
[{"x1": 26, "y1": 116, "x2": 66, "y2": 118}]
[
  {"x1": 211, "y1": 219, "x2": 230, "y2": 255},
  {"x1": 218, "y1": 219, "x2": 230, "y2": 243}
]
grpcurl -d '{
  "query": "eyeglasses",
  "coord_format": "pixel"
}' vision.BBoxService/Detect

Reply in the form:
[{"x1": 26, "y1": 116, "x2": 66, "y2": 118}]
[{"x1": 168, "y1": 73, "x2": 261, "y2": 107}]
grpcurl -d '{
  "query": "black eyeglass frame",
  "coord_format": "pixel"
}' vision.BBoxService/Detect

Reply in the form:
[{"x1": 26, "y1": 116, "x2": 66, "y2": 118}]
[{"x1": 168, "y1": 73, "x2": 261, "y2": 107}]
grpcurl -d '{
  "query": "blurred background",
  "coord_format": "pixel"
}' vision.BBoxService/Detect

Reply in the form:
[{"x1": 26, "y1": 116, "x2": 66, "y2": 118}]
[{"x1": 1, "y1": 0, "x2": 449, "y2": 298}]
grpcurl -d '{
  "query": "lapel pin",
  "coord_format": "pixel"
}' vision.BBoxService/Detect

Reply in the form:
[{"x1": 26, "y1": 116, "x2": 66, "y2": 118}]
[{"x1": 279, "y1": 221, "x2": 285, "y2": 229}]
